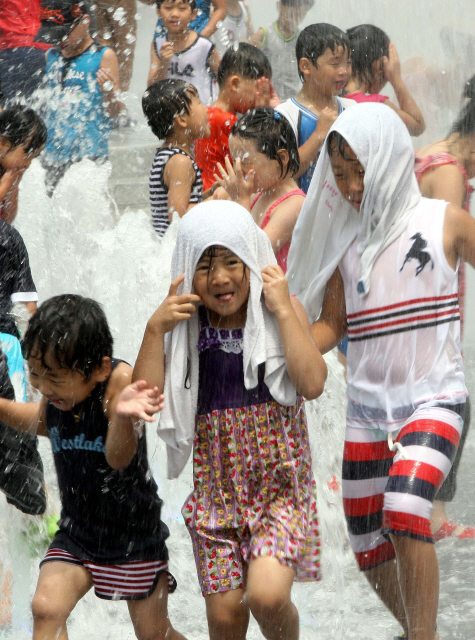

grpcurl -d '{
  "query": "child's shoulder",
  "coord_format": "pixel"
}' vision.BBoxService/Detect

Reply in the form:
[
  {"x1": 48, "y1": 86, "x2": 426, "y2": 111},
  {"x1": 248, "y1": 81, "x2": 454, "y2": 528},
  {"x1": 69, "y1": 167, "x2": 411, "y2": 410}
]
[
  {"x1": 337, "y1": 96, "x2": 357, "y2": 110},
  {"x1": 104, "y1": 360, "x2": 132, "y2": 406}
]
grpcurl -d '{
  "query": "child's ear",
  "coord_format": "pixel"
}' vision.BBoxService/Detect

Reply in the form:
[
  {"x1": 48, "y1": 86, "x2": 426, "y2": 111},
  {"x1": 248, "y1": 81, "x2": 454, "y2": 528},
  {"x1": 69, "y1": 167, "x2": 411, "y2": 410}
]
[
  {"x1": 190, "y1": 7, "x2": 198, "y2": 21},
  {"x1": 277, "y1": 148, "x2": 290, "y2": 169},
  {"x1": 229, "y1": 75, "x2": 241, "y2": 93},
  {"x1": 175, "y1": 112, "x2": 188, "y2": 130},
  {"x1": 96, "y1": 356, "x2": 112, "y2": 382},
  {"x1": 298, "y1": 57, "x2": 312, "y2": 78}
]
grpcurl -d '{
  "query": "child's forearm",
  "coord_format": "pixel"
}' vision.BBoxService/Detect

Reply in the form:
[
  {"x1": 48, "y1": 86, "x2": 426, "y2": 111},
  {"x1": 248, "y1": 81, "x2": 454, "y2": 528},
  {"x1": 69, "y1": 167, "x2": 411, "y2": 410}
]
[
  {"x1": 102, "y1": 91, "x2": 126, "y2": 120},
  {"x1": 311, "y1": 319, "x2": 346, "y2": 355},
  {"x1": 106, "y1": 413, "x2": 138, "y2": 470},
  {"x1": 133, "y1": 324, "x2": 166, "y2": 393},
  {"x1": 391, "y1": 78, "x2": 425, "y2": 135},
  {"x1": 276, "y1": 305, "x2": 327, "y2": 400},
  {"x1": 0, "y1": 398, "x2": 41, "y2": 434},
  {"x1": 295, "y1": 131, "x2": 325, "y2": 179}
]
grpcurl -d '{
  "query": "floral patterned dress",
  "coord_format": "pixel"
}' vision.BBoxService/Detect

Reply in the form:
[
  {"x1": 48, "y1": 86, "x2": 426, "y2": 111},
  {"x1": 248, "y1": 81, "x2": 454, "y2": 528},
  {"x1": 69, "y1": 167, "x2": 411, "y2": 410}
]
[{"x1": 182, "y1": 307, "x2": 321, "y2": 595}]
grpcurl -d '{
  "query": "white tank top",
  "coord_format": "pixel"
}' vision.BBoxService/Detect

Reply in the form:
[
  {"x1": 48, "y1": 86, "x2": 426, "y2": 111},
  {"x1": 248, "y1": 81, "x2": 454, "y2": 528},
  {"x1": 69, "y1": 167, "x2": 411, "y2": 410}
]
[
  {"x1": 211, "y1": 2, "x2": 249, "y2": 58},
  {"x1": 154, "y1": 34, "x2": 216, "y2": 105},
  {"x1": 339, "y1": 198, "x2": 467, "y2": 431}
]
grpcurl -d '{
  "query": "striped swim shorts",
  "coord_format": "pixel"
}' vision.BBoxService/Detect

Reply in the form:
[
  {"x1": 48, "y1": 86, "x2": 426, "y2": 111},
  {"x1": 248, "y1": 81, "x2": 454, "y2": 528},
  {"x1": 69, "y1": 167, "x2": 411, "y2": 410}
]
[
  {"x1": 40, "y1": 548, "x2": 177, "y2": 600},
  {"x1": 342, "y1": 405, "x2": 463, "y2": 571}
]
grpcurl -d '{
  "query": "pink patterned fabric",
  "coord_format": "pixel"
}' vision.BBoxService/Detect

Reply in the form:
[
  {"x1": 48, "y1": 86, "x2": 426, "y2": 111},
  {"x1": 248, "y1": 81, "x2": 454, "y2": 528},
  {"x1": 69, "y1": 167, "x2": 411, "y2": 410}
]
[
  {"x1": 414, "y1": 152, "x2": 474, "y2": 335},
  {"x1": 251, "y1": 188, "x2": 306, "y2": 273},
  {"x1": 345, "y1": 92, "x2": 389, "y2": 104},
  {"x1": 182, "y1": 400, "x2": 321, "y2": 595}
]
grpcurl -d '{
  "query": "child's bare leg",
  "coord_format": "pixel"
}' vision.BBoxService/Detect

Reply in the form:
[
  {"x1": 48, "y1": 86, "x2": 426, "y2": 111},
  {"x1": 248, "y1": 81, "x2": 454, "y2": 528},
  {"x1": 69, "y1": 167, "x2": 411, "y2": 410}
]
[
  {"x1": 0, "y1": 565, "x2": 12, "y2": 626},
  {"x1": 32, "y1": 562, "x2": 92, "y2": 640},
  {"x1": 128, "y1": 573, "x2": 186, "y2": 640},
  {"x1": 364, "y1": 559, "x2": 408, "y2": 635},
  {"x1": 390, "y1": 535, "x2": 439, "y2": 640},
  {"x1": 205, "y1": 588, "x2": 249, "y2": 640},
  {"x1": 246, "y1": 557, "x2": 298, "y2": 640}
]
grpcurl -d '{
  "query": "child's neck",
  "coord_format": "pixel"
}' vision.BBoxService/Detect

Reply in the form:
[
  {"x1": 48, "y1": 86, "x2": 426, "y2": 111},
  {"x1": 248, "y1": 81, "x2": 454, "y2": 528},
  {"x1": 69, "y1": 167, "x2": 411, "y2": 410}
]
[
  {"x1": 276, "y1": 10, "x2": 298, "y2": 39},
  {"x1": 227, "y1": 0, "x2": 242, "y2": 15},
  {"x1": 167, "y1": 28, "x2": 196, "y2": 52},
  {"x1": 295, "y1": 83, "x2": 338, "y2": 114},
  {"x1": 163, "y1": 132, "x2": 194, "y2": 156},
  {"x1": 345, "y1": 78, "x2": 369, "y2": 94},
  {"x1": 213, "y1": 89, "x2": 237, "y2": 115},
  {"x1": 208, "y1": 304, "x2": 247, "y2": 330}
]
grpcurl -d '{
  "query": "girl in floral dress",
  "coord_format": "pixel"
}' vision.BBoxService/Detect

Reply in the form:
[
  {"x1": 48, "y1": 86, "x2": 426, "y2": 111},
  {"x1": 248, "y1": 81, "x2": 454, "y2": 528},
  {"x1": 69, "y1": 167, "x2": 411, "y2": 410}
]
[{"x1": 134, "y1": 200, "x2": 327, "y2": 640}]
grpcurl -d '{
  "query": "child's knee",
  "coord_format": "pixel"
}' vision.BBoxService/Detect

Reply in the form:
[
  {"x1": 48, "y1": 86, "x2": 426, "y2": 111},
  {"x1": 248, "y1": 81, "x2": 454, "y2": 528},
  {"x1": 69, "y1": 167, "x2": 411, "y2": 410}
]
[
  {"x1": 247, "y1": 584, "x2": 290, "y2": 620},
  {"x1": 134, "y1": 619, "x2": 173, "y2": 640},
  {"x1": 31, "y1": 591, "x2": 69, "y2": 626}
]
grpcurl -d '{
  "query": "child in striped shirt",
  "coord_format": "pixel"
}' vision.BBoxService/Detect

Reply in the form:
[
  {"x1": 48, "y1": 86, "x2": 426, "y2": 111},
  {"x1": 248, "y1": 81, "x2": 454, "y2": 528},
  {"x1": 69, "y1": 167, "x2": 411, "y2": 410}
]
[{"x1": 142, "y1": 79, "x2": 211, "y2": 237}]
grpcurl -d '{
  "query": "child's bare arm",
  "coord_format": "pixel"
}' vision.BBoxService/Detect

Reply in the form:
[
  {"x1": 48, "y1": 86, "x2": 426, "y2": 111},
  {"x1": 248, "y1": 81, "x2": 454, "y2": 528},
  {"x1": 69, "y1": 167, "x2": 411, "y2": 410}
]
[
  {"x1": 0, "y1": 398, "x2": 47, "y2": 436},
  {"x1": 148, "y1": 41, "x2": 172, "y2": 86},
  {"x1": 104, "y1": 363, "x2": 164, "y2": 470},
  {"x1": 97, "y1": 49, "x2": 126, "y2": 120},
  {"x1": 201, "y1": 0, "x2": 227, "y2": 38},
  {"x1": 262, "y1": 194, "x2": 304, "y2": 254},
  {"x1": 295, "y1": 107, "x2": 338, "y2": 179},
  {"x1": 164, "y1": 153, "x2": 197, "y2": 219},
  {"x1": 243, "y1": 2, "x2": 254, "y2": 40},
  {"x1": 262, "y1": 266, "x2": 327, "y2": 399},
  {"x1": 311, "y1": 268, "x2": 347, "y2": 354},
  {"x1": 444, "y1": 203, "x2": 475, "y2": 269},
  {"x1": 133, "y1": 275, "x2": 201, "y2": 392},
  {"x1": 383, "y1": 43, "x2": 425, "y2": 137},
  {"x1": 208, "y1": 46, "x2": 221, "y2": 78},
  {"x1": 250, "y1": 27, "x2": 265, "y2": 48}
]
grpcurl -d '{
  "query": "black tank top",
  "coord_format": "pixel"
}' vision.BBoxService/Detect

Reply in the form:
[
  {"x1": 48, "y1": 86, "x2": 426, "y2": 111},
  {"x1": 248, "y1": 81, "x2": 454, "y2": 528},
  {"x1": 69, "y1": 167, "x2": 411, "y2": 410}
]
[{"x1": 46, "y1": 359, "x2": 169, "y2": 563}]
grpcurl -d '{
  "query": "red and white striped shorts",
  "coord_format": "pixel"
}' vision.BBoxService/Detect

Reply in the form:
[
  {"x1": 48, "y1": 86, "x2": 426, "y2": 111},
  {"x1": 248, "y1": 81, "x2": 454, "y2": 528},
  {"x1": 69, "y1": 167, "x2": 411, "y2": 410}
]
[
  {"x1": 342, "y1": 405, "x2": 463, "y2": 571},
  {"x1": 40, "y1": 548, "x2": 176, "y2": 600}
]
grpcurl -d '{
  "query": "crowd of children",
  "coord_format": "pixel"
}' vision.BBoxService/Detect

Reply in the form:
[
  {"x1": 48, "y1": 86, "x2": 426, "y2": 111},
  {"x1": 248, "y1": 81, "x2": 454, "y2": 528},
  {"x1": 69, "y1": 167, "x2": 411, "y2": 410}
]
[{"x1": 1, "y1": 1, "x2": 475, "y2": 639}]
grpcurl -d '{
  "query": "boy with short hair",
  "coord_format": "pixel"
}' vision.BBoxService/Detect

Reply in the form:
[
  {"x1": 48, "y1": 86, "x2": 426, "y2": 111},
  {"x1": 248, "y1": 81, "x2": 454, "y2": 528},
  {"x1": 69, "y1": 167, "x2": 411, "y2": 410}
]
[
  {"x1": 251, "y1": 0, "x2": 314, "y2": 102},
  {"x1": 194, "y1": 42, "x2": 273, "y2": 191},
  {"x1": 276, "y1": 22, "x2": 355, "y2": 193},
  {"x1": 0, "y1": 294, "x2": 186, "y2": 640},
  {"x1": 37, "y1": 0, "x2": 125, "y2": 196},
  {"x1": 143, "y1": 78, "x2": 210, "y2": 236},
  {"x1": 147, "y1": 0, "x2": 221, "y2": 106}
]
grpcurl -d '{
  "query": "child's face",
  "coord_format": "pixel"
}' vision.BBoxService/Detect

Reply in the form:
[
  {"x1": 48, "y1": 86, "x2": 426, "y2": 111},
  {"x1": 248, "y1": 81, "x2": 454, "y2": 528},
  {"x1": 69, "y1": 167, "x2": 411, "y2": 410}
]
[
  {"x1": 193, "y1": 248, "x2": 250, "y2": 323},
  {"x1": 279, "y1": 2, "x2": 311, "y2": 31},
  {"x1": 329, "y1": 142, "x2": 365, "y2": 210},
  {"x1": 302, "y1": 46, "x2": 349, "y2": 97},
  {"x1": 183, "y1": 91, "x2": 211, "y2": 138},
  {"x1": 158, "y1": 0, "x2": 196, "y2": 33},
  {"x1": 231, "y1": 76, "x2": 263, "y2": 114},
  {"x1": 59, "y1": 16, "x2": 90, "y2": 57},
  {"x1": 0, "y1": 141, "x2": 43, "y2": 172},
  {"x1": 229, "y1": 135, "x2": 284, "y2": 191},
  {"x1": 28, "y1": 351, "x2": 110, "y2": 411}
]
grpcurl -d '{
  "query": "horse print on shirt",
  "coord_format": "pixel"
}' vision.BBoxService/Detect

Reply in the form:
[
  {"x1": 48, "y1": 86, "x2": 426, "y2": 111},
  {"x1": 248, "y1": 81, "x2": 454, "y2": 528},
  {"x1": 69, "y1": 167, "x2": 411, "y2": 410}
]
[{"x1": 400, "y1": 233, "x2": 434, "y2": 276}]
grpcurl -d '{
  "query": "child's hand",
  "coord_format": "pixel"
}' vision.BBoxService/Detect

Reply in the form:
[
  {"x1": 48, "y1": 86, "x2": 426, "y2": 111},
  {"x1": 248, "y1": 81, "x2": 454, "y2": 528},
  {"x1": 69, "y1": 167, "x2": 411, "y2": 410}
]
[
  {"x1": 116, "y1": 380, "x2": 165, "y2": 422},
  {"x1": 254, "y1": 76, "x2": 272, "y2": 108},
  {"x1": 383, "y1": 42, "x2": 402, "y2": 84},
  {"x1": 261, "y1": 265, "x2": 293, "y2": 317},
  {"x1": 148, "y1": 274, "x2": 201, "y2": 334},
  {"x1": 214, "y1": 156, "x2": 255, "y2": 206},
  {"x1": 160, "y1": 42, "x2": 175, "y2": 65},
  {"x1": 97, "y1": 68, "x2": 116, "y2": 93},
  {"x1": 315, "y1": 106, "x2": 338, "y2": 141},
  {"x1": 213, "y1": 186, "x2": 231, "y2": 201},
  {"x1": 269, "y1": 82, "x2": 281, "y2": 108}
]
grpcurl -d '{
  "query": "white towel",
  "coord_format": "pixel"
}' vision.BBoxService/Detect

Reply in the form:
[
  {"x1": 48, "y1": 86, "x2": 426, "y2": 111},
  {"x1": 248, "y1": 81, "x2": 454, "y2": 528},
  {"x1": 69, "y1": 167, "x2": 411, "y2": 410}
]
[
  {"x1": 287, "y1": 103, "x2": 422, "y2": 321},
  {"x1": 158, "y1": 200, "x2": 297, "y2": 479}
]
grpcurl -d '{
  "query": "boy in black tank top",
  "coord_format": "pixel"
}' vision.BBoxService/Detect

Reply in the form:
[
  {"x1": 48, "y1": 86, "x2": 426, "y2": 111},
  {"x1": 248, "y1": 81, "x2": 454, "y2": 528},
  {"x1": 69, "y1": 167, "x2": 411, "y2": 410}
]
[{"x1": 0, "y1": 294, "x2": 187, "y2": 640}]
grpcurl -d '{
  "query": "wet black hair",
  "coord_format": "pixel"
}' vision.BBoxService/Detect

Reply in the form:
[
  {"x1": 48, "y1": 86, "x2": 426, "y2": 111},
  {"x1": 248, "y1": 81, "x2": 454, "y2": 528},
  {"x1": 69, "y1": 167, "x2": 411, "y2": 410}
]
[
  {"x1": 347, "y1": 24, "x2": 390, "y2": 87},
  {"x1": 156, "y1": 0, "x2": 197, "y2": 9},
  {"x1": 327, "y1": 130, "x2": 354, "y2": 160},
  {"x1": 0, "y1": 105, "x2": 47, "y2": 153},
  {"x1": 142, "y1": 79, "x2": 198, "y2": 139},
  {"x1": 22, "y1": 294, "x2": 113, "y2": 380},
  {"x1": 450, "y1": 74, "x2": 475, "y2": 137},
  {"x1": 231, "y1": 107, "x2": 300, "y2": 178},
  {"x1": 217, "y1": 42, "x2": 272, "y2": 87},
  {"x1": 280, "y1": 0, "x2": 315, "y2": 6},
  {"x1": 296, "y1": 23, "x2": 350, "y2": 82}
]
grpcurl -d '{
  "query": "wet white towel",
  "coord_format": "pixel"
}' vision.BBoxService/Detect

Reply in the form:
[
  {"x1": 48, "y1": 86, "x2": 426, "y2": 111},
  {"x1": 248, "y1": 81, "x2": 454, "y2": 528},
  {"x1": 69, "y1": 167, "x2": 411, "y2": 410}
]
[
  {"x1": 287, "y1": 103, "x2": 422, "y2": 321},
  {"x1": 158, "y1": 200, "x2": 297, "y2": 478}
]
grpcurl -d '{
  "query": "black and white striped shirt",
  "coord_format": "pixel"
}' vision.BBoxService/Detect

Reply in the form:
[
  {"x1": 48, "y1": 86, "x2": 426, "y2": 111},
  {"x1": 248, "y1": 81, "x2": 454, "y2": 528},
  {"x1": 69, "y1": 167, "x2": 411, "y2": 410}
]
[{"x1": 149, "y1": 147, "x2": 203, "y2": 237}]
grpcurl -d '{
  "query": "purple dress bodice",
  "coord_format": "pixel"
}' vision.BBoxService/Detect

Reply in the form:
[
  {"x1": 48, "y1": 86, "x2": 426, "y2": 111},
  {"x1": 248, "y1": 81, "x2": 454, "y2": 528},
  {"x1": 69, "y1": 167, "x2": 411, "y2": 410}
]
[{"x1": 197, "y1": 307, "x2": 273, "y2": 415}]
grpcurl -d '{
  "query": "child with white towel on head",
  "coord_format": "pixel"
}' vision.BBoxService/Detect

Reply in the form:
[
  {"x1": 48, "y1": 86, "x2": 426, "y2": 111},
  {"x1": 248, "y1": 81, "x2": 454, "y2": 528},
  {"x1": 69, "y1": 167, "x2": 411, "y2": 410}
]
[{"x1": 134, "y1": 200, "x2": 327, "y2": 640}]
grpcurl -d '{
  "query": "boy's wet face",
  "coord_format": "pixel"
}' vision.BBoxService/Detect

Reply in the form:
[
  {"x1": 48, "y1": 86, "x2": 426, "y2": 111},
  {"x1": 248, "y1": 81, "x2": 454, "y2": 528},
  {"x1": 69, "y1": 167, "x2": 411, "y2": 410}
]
[
  {"x1": 232, "y1": 76, "x2": 262, "y2": 114},
  {"x1": 59, "y1": 17, "x2": 90, "y2": 57},
  {"x1": 330, "y1": 142, "x2": 365, "y2": 210},
  {"x1": 193, "y1": 247, "x2": 250, "y2": 327},
  {"x1": 158, "y1": 0, "x2": 196, "y2": 32},
  {"x1": 184, "y1": 91, "x2": 211, "y2": 138},
  {"x1": 28, "y1": 351, "x2": 110, "y2": 411},
  {"x1": 0, "y1": 142, "x2": 42, "y2": 172},
  {"x1": 303, "y1": 45, "x2": 349, "y2": 96}
]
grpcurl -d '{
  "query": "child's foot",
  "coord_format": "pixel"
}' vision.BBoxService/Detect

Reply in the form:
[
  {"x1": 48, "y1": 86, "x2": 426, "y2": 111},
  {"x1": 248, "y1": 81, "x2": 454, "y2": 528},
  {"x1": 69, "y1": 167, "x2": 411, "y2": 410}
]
[{"x1": 433, "y1": 520, "x2": 475, "y2": 542}]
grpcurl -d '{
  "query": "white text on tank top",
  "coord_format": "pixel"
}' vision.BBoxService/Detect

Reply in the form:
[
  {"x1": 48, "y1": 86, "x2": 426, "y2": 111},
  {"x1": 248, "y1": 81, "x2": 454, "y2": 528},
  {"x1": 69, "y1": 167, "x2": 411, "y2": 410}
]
[
  {"x1": 154, "y1": 34, "x2": 216, "y2": 105},
  {"x1": 339, "y1": 198, "x2": 467, "y2": 430}
]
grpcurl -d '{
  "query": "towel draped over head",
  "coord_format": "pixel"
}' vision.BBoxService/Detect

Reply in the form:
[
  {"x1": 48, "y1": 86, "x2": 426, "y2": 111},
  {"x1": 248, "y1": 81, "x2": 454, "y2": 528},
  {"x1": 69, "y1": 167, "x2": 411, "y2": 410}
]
[
  {"x1": 287, "y1": 102, "x2": 422, "y2": 321},
  {"x1": 158, "y1": 200, "x2": 297, "y2": 479}
]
